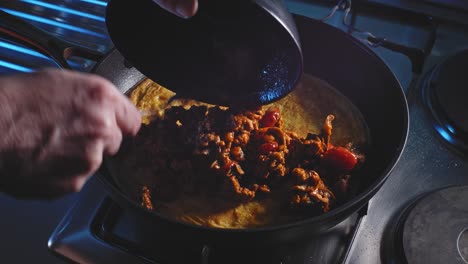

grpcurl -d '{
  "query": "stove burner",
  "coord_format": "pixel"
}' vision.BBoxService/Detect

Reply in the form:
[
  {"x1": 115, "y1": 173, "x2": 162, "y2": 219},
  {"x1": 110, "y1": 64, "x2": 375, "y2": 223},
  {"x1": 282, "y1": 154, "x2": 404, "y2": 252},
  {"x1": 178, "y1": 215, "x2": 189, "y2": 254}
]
[
  {"x1": 383, "y1": 185, "x2": 468, "y2": 264},
  {"x1": 423, "y1": 49, "x2": 468, "y2": 155}
]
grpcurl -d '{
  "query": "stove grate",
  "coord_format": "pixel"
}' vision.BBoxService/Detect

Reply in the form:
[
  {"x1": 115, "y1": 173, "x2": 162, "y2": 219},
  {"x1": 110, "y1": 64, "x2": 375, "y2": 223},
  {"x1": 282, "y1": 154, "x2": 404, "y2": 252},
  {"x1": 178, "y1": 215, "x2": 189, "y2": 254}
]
[{"x1": 0, "y1": 0, "x2": 112, "y2": 74}]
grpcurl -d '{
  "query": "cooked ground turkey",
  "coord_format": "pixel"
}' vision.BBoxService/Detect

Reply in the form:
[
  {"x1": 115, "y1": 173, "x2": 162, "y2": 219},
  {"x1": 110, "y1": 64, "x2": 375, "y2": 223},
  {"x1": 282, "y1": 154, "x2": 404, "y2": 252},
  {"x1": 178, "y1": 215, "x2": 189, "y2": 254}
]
[{"x1": 131, "y1": 105, "x2": 360, "y2": 215}]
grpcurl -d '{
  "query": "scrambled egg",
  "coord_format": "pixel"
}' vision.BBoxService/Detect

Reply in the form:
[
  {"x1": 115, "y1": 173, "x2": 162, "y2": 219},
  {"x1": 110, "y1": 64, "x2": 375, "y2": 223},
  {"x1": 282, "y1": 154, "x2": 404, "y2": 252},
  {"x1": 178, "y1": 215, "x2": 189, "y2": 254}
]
[{"x1": 129, "y1": 79, "x2": 175, "y2": 124}]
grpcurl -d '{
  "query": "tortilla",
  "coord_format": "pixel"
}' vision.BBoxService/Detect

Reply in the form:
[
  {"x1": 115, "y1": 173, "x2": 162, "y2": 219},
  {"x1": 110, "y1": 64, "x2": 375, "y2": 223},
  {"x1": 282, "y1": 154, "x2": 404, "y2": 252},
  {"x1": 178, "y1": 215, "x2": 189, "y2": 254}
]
[{"x1": 106, "y1": 74, "x2": 369, "y2": 228}]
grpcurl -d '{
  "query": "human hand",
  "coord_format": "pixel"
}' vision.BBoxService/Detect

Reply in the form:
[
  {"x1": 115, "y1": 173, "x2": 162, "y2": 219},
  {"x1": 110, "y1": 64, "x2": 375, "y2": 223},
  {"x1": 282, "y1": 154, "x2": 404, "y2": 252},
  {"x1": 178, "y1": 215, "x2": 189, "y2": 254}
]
[
  {"x1": 0, "y1": 68, "x2": 141, "y2": 199},
  {"x1": 152, "y1": 0, "x2": 198, "y2": 18}
]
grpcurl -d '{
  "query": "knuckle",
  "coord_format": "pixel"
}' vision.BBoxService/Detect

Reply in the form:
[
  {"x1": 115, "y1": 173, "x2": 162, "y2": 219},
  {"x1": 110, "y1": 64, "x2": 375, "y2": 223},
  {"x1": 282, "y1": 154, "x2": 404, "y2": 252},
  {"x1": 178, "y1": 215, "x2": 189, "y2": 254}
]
[
  {"x1": 82, "y1": 114, "x2": 115, "y2": 139},
  {"x1": 88, "y1": 82, "x2": 110, "y2": 103},
  {"x1": 84, "y1": 75, "x2": 117, "y2": 102},
  {"x1": 95, "y1": 116, "x2": 114, "y2": 133}
]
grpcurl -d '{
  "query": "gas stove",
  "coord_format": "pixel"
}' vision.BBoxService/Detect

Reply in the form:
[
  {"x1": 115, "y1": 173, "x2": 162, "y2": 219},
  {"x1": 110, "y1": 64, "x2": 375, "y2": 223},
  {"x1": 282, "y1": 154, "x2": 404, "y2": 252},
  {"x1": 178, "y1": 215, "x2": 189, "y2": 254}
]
[
  {"x1": 0, "y1": 0, "x2": 112, "y2": 74},
  {"x1": 0, "y1": 0, "x2": 467, "y2": 263}
]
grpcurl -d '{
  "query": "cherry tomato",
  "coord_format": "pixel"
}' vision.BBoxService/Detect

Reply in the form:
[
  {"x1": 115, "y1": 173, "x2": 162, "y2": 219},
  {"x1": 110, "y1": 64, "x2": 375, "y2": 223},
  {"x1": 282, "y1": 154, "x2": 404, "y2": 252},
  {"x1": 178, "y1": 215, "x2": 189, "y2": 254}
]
[
  {"x1": 260, "y1": 108, "x2": 281, "y2": 127},
  {"x1": 259, "y1": 141, "x2": 279, "y2": 154},
  {"x1": 322, "y1": 147, "x2": 358, "y2": 172}
]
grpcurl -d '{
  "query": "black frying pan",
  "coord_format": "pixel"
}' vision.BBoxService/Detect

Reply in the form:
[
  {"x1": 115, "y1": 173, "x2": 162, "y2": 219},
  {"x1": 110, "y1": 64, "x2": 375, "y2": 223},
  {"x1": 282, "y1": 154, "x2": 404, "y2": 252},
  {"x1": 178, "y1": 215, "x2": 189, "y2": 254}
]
[{"x1": 0, "y1": 2, "x2": 408, "y2": 255}]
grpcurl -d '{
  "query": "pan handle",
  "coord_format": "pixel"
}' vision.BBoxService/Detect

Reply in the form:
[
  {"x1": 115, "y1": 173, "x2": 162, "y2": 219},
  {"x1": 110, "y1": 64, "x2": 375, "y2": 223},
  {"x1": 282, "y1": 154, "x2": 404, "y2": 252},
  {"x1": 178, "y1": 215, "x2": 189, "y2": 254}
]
[
  {"x1": 0, "y1": 10, "x2": 104, "y2": 69},
  {"x1": 320, "y1": 0, "x2": 428, "y2": 74}
]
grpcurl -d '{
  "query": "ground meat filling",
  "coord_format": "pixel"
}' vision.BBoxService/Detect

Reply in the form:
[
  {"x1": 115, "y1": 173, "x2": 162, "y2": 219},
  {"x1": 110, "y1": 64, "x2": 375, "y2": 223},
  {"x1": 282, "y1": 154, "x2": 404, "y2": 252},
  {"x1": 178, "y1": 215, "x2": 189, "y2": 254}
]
[
  {"x1": 137, "y1": 105, "x2": 361, "y2": 215},
  {"x1": 290, "y1": 168, "x2": 334, "y2": 213}
]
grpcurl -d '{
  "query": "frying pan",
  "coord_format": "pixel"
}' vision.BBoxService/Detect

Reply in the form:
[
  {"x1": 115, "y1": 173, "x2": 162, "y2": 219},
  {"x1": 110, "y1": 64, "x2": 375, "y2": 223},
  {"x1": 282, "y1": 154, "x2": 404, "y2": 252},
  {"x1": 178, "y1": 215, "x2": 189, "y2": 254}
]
[{"x1": 0, "y1": 1, "x2": 408, "y2": 253}]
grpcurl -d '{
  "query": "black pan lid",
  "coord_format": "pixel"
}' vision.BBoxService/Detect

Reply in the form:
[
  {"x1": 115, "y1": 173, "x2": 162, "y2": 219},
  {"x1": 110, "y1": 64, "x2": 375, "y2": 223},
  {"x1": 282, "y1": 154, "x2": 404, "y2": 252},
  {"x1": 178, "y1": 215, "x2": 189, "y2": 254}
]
[{"x1": 105, "y1": 0, "x2": 303, "y2": 106}]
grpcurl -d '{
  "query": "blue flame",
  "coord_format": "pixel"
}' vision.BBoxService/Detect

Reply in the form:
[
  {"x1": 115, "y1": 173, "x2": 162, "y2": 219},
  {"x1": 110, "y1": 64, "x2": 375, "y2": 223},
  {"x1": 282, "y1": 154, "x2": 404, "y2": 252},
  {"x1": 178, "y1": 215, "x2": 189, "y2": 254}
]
[
  {"x1": 446, "y1": 124, "x2": 456, "y2": 134},
  {"x1": 0, "y1": 40, "x2": 49, "y2": 59},
  {"x1": 0, "y1": 40, "x2": 91, "y2": 70},
  {"x1": 80, "y1": 0, "x2": 108, "y2": 7},
  {"x1": 434, "y1": 125, "x2": 455, "y2": 144},
  {"x1": 0, "y1": 8, "x2": 107, "y2": 38},
  {"x1": 20, "y1": 0, "x2": 105, "y2": 22},
  {"x1": 0, "y1": 59, "x2": 34, "y2": 72}
]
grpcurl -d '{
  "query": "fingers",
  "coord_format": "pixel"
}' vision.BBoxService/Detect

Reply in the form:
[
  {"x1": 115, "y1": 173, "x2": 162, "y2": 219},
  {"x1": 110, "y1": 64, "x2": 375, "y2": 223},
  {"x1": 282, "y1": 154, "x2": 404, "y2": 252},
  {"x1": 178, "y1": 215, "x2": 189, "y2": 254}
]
[
  {"x1": 45, "y1": 70, "x2": 139, "y2": 191},
  {"x1": 112, "y1": 91, "x2": 142, "y2": 137},
  {"x1": 0, "y1": 68, "x2": 142, "y2": 200},
  {"x1": 80, "y1": 139, "x2": 105, "y2": 178},
  {"x1": 68, "y1": 70, "x2": 141, "y2": 137},
  {"x1": 62, "y1": 69, "x2": 140, "y2": 156},
  {"x1": 3, "y1": 140, "x2": 104, "y2": 200},
  {"x1": 104, "y1": 125, "x2": 123, "y2": 155},
  {"x1": 46, "y1": 140, "x2": 104, "y2": 198},
  {"x1": 64, "y1": 70, "x2": 141, "y2": 159},
  {"x1": 96, "y1": 78, "x2": 141, "y2": 137},
  {"x1": 36, "y1": 68, "x2": 142, "y2": 138},
  {"x1": 152, "y1": 0, "x2": 198, "y2": 18}
]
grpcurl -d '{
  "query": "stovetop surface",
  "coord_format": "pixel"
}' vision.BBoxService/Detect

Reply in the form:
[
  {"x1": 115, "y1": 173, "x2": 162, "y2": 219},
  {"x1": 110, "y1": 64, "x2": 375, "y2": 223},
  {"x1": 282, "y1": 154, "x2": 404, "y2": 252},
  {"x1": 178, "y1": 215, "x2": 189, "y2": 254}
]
[{"x1": 0, "y1": 0, "x2": 467, "y2": 263}]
